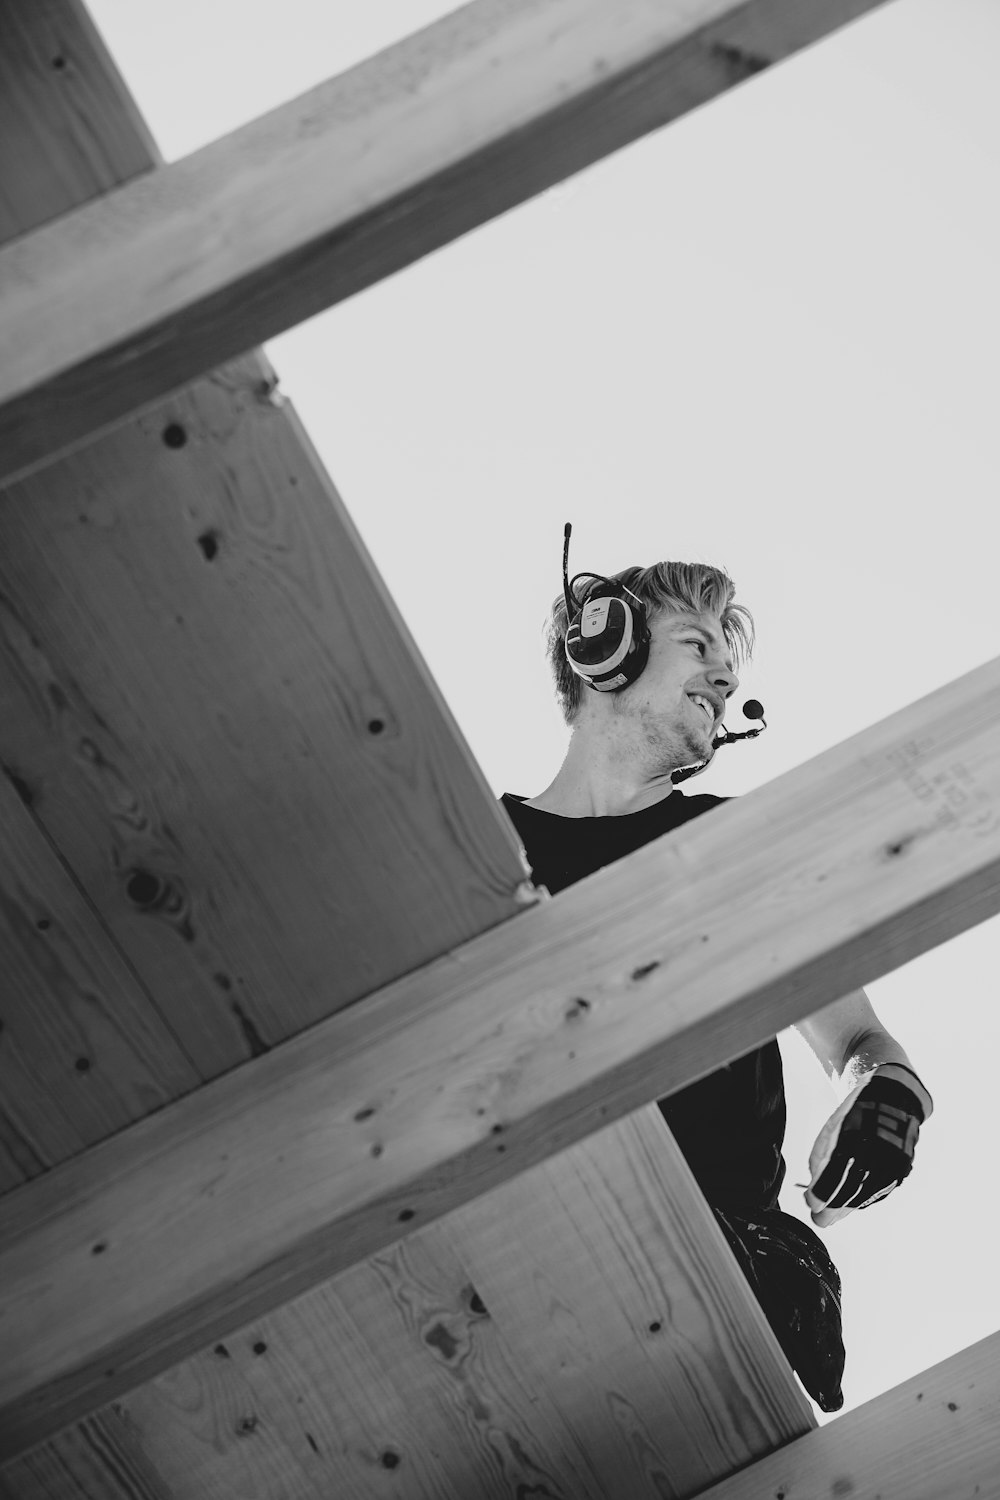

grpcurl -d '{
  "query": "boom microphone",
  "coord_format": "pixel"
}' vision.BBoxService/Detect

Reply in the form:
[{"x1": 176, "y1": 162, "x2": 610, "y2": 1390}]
[{"x1": 711, "y1": 699, "x2": 767, "y2": 750}]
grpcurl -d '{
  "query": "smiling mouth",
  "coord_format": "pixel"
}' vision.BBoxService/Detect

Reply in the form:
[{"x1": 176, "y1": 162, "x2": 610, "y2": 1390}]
[{"x1": 688, "y1": 694, "x2": 717, "y2": 726}]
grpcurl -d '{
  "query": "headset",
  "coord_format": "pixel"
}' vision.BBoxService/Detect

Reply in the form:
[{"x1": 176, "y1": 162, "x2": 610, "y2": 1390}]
[
  {"x1": 562, "y1": 522, "x2": 651, "y2": 692},
  {"x1": 560, "y1": 522, "x2": 766, "y2": 780}
]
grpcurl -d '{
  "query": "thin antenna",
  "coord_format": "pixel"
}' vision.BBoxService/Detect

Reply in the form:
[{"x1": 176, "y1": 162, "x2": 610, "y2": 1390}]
[{"x1": 562, "y1": 523, "x2": 575, "y2": 619}]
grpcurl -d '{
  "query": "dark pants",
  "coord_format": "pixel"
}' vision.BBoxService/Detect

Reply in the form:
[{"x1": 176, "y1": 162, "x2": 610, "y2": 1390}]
[{"x1": 712, "y1": 1206, "x2": 846, "y2": 1411}]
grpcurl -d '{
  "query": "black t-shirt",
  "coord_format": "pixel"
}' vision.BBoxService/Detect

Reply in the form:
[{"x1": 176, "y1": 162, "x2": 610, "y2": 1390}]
[{"x1": 500, "y1": 790, "x2": 786, "y2": 1211}]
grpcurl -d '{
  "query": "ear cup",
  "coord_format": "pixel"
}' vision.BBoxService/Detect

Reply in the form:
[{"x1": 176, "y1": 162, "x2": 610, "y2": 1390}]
[{"x1": 564, "y1": 585, "x2": 650, "y2": 692}]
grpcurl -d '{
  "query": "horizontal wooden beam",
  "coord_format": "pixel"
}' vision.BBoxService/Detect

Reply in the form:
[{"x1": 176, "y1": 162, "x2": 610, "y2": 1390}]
[
  {"x1": 5, "y1": 652, "x2": 1000, "y2": 1456},
  {"x1": 0, "y1": 0, "x2": 887, "y2": 486},
  {"x1": 698, "y1": 1330, "x2": 1000, "y2": 1499}
]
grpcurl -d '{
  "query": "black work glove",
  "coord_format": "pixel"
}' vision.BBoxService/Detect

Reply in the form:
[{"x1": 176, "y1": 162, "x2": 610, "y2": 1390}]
[{"x1": 804, "y1": 1066, "x2": 931, "y2": 1227}]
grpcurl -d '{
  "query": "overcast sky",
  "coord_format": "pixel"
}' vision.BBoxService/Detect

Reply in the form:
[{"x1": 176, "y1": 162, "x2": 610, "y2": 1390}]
[{"x1": 88, "y1": 0, "x2": 1000, "y2": 1421}]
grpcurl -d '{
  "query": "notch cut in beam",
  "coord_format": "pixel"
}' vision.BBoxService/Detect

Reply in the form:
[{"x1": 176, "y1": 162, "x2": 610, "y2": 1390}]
[
  {"x1": 697, "y1": 1329, "x2": 1000, "y2": 1500},
  {"x1": 0, "y1": 0, "x2": 888, "y2": 486},
  {"x1": 4, "y1": 653, "x2": 1000, "y2": 1456}
]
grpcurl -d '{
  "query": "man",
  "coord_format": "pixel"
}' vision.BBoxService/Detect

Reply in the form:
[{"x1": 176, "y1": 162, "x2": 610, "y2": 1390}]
[{"x1": 500, "y1": 551, "x2": 932, "y2": 1411}]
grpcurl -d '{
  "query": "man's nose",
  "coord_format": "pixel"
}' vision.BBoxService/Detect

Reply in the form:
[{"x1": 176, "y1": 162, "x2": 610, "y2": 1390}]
[{"x1": 710, "y1": 664, "x2": 739, "y2": 698}]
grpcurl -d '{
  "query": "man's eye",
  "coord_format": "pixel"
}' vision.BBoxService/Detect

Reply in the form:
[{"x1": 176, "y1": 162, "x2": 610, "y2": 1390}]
[{"x1": 685, "y1": 639, "x2": 705, "y2": 653}]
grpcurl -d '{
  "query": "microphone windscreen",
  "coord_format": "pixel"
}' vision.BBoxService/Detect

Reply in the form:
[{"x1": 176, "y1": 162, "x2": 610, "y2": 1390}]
[{"x1": 743, "y1": 699, "x2": 764, "y2": 720}]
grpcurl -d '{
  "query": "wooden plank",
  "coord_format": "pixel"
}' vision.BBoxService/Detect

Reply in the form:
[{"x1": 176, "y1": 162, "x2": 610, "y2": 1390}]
[
  {"x1": 80, "y1": 1111, "x2": 811, "y2": 1499},
  {"x1": 4, "y1": 651, "x2": 1000, "y2": 1452},
  {"x1": 695, "y1": 1330, "x2": 1000, "y2": 1500},
  {"x1": 0, "y1": 0, "x2": 888, "y2": 485},
  {"x1": 0, "y1": 0, "x2": 531, "y2": 1115}
]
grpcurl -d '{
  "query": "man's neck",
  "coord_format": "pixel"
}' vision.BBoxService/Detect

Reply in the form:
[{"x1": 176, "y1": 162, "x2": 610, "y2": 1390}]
[{"x1": 525, "y1": 729, "x2": 677, "y2": 818}]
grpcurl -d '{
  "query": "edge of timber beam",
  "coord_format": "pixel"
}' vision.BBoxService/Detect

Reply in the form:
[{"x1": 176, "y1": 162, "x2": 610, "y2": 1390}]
[
  {"x1": 4, "y1": 652, "x2": 1000, "y2": 1456},
  {"x1": 696, "y1": 1329, "x2": 1000, "y2": 1500},
  {"x1": 0, "y1": 0, "x2": 888, "y2": 486}
]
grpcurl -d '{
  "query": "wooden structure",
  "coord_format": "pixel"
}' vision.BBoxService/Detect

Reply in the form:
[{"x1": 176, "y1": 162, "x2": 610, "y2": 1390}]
[{"x1": 1, "y1": 2, "x2": 998, "y2": 1495}]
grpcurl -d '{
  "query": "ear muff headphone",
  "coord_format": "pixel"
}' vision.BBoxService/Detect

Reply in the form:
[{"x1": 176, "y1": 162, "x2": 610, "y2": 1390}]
[{"x1": 562, "y1": 523, "x2": 651, "y2": 692}]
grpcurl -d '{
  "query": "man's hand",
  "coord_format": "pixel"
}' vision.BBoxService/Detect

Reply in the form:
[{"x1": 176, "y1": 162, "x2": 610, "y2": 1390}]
[{"x1": 804, "y1": 1066, "x2": 930, "y2": 1228}]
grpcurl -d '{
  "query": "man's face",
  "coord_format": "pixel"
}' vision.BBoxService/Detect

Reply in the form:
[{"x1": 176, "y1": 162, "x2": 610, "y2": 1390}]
[{"x1": 611, "y1": 608, "x2": 740, "y2": 772}]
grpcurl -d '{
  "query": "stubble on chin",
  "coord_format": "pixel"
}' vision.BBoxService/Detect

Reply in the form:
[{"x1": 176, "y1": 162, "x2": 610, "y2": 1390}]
[{"x1": 635, "y1": 707, "x2": 707, "y2": 777}]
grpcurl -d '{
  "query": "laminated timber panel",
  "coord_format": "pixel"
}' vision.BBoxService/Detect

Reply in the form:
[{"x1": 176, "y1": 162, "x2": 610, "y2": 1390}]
[
  {"x1": 0, "y1": 1110, "x2": 813, "y2": 1499},
  {"x1": 0, "y1": 0, "x2": 531, "y2": 1146},
  {"x1": 696, "y1": 1330, "x2": 1000, "y2": 1500},
  {"x1": 6, "y1": 651, "x2": 1000, "y2": 1450},
  {"x1": 0, "y1": 0, "x2": 891, "y2": 485}
]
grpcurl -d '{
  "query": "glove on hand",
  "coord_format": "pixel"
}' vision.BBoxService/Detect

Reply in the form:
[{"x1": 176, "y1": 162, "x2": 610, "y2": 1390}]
[{"x1": 805, "y1": 1067, "x2": 929, "y2": 1228}]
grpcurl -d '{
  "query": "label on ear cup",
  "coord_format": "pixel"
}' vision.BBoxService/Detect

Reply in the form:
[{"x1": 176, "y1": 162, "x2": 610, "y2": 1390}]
[
  {"x1": 592, "y1": 672, "x2": 628, "y2": 690},
  {"x1": 581, "y1": 598, "x2": 612, "y2": 636}
]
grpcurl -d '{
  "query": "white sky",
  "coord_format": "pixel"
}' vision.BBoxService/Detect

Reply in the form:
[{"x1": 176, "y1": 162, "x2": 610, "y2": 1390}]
[{"x1": 87, "y1": 0, "x2": 1000, "y2": 1423}]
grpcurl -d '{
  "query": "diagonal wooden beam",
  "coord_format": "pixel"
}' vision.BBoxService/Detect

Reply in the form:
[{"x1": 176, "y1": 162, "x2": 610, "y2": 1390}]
[
  {"x1": 0, "y1": 0, "x2": 887, "y2": 486},
  {"x1": 695, "y1": 1330, "x2": 1000, "y2": 1499},
  {"x1": 3, "y1": 653, "x2": 1000, "y2": 1456}
]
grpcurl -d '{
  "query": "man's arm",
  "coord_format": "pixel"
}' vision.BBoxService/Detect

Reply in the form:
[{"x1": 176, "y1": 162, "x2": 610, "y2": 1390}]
[
  {"x1": 793, "y1": 988, "x2": 933, "y2": 1226},
  {"x1": 794, "y1": 987, "x2": 934, "y2": 1116}
]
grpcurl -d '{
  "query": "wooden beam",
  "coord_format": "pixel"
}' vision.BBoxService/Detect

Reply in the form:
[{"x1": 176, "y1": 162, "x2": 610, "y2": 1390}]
[
  {"x1": 696, "y1": 1330, "x2": 1000, "y2": 1500},
  {"x1": 3, "y1": 653, "x2": 1000, "y2": 1454},
  {"x1": 0, "y1": 0, "x2": 887, "y2": 486}
]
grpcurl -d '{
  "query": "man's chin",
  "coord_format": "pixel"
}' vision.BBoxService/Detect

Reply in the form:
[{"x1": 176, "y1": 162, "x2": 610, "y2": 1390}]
[
  {"x1": 670, "y1": 736, "x2": 714, "y2": 779},
  {"x1": 689, "y1": 727, "x2": 716, "y2": 762}
]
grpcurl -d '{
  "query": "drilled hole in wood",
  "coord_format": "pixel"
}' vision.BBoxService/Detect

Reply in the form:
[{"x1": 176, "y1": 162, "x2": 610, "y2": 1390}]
[
  {"x1": 197, "y1": 530, "x2": 220, "y2": 561},
  {"x1": 162, "y1": 422, "x2": 187, "y2": 449},
  {"x1": 126, "y1": 870, "x2": 161, "y2": 906}
]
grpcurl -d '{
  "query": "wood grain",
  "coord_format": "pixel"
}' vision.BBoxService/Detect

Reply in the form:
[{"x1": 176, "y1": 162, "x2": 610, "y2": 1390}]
[
  {"x1": 5, "y1": 649, "x2": 1000, "y2": 1452},
  {"x1": 0, "y1": 1413, "x2": 172, "y2": 1500},
  {"x1": 97, "y1": 1109, "x2": 810, "y2": 1499},
  {"x1": 0, "y1": 772, "x2": 199, "y2": 1192},
  {"x1": 0, "y1": 0, "x2": 159, "y2": 236},
  {"x1": 0, "y1": 0, "x2": 889, "y2": 484},
  {"x1": 696, "y1": 1330, "x2": 1000, "y2": 1500}
]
